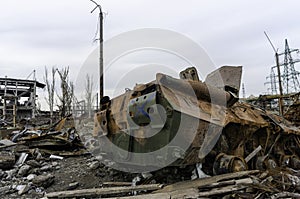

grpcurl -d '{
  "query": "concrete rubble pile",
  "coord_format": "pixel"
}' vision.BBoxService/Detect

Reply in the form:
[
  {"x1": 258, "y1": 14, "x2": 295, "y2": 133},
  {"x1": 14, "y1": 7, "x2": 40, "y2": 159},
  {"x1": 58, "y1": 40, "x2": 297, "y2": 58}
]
[
  {"x1": 0, "y1": 117, "x2": 89, "y2": 198},
  {"x1": 1, "y1": 116, "x2": 87, "y2": 156}
]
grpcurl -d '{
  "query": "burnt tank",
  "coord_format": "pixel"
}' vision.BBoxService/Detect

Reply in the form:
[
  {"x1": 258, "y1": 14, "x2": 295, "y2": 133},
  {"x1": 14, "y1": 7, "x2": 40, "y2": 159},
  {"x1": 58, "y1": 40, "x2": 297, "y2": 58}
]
[{"x1": 93, "y1": 66, "x2": 300, "y2": 175}]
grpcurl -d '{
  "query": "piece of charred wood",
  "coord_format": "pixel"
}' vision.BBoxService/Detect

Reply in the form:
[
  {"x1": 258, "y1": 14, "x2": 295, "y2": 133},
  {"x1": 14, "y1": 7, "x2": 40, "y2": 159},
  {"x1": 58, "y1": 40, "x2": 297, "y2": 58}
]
[
  {"x1": 155, "y1": 170, "x2": 259, "y2": 193},
  {"x1": 100, "y1": 188, "x2": 200, "y2": 199},
  {"x1": 199, "y1": 177, "x2": 253, "y2": 190},
  {"x1": 197, "y1": 184, "x2": 248, "y2": 197},
  {"x1": 102, "y1": 182, "x2": 133, "y2": 187},
  {"x1": 46, "y1": 184, "x2": 163, "y2": 198}
]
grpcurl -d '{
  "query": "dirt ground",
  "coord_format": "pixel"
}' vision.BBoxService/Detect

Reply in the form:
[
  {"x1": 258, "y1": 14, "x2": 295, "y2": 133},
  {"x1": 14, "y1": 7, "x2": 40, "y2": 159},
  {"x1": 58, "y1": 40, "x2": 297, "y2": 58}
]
[
  {"x1": 1, "y1": 154, "x2": 140, "y2": 199},
  {"x1": 45, "y1": 155, "x2": 109, "y2": 192},
  {"x1": 0, "y1": 119, "x2": 139, "y2": 199}
]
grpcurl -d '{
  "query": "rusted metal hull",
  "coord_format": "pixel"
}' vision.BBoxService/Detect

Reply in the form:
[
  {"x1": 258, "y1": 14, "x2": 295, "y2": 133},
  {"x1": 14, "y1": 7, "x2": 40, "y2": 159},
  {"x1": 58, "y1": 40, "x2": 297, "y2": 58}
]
[{"x1": 94, "y1": 66, "x2": 300, "y2": 173}]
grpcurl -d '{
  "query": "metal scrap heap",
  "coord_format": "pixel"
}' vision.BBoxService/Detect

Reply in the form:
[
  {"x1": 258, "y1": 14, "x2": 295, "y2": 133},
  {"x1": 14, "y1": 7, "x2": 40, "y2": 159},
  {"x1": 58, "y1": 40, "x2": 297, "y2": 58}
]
[{"x1": 0, "y1": 116, "x2": 87, "y2": 170}]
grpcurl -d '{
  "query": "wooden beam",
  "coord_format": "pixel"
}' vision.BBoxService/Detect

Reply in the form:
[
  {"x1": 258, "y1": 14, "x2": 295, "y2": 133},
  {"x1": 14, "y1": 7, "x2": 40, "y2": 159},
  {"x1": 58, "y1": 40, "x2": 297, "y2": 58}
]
[
  {"x1": 46, "y1": 184, "x2": 163, "y2": 198},
  {"x1": 199, "y1": 177, "x2": 252, "y2": 189},
  {"x1": 101, "y1": 188, "x2": 200, "y2": 199},
  {"x1": 102, "y1": 182, "x2": 133, "y2": 186},
  {"x1": 103, "y1": 192, "x2": 170, "y2": 199},
  {"x1": 198, "y1": 184, "x2": 246, "y2": 197},
  {"x1": 155, "y1": 170, "x2": 259, "y2": 193}
]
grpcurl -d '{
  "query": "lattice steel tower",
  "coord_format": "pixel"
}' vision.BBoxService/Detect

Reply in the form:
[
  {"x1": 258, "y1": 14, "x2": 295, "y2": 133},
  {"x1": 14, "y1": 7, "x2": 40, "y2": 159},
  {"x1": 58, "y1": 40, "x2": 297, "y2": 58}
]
[
  {"x1": 266, "y1": 39, "x2": 300, "y2": 95},
  {"x1": 265, "y1": 68, "x2": 278, "y2": 94},
  {"x1": 281, "y1": 39, "x2": 300, "y2": 94}
]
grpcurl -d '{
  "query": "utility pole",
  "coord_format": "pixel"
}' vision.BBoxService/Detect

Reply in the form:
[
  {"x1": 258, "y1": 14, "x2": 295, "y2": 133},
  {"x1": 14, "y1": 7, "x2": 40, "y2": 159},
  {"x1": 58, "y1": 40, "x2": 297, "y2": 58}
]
[
  {"x1": 90, "y1": 0, "x2": 104, "y2": 103},
  {"x1": 275, "y1": 52, "x2": 284, "y2": 116},
  {"x1": 264, "y1": 32, "x2": 284, "y2": 116}
]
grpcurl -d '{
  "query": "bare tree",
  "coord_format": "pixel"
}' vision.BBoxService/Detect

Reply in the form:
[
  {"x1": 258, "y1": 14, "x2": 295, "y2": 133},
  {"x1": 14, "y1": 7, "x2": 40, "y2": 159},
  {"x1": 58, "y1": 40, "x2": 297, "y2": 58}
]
[
  {"x1": 85, "y1": 74, "x2": 94, "y2": 118},
  {"x1": 56, "y1": 67, "x2": 74, "y2": 118},
  {"x1": 44, "y1": 66, "x2": 56, "y2": 122}
]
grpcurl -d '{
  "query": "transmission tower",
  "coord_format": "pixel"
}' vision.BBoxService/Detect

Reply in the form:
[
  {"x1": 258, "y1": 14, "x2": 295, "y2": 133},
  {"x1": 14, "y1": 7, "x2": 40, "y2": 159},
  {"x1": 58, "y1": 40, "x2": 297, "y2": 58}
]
[
  {"x1": 242, "y1": 83, "x2": 246, "y2": 98},
  {"x1": 280, "y1": 39, "x2": 300, "y2": 94},
  {"x1": 266, "y1": 39, "x2": 300, "y2": 95},
  {"x1": 265, "y1": 67, "x2": 278, "y2": 95}
]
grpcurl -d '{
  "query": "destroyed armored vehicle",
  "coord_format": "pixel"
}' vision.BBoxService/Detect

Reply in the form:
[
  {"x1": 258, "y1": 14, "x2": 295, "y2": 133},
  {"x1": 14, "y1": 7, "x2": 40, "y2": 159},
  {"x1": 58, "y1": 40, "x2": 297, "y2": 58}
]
[{"x1": 94, "y1": 66, "x2": 300, "y2": 175}]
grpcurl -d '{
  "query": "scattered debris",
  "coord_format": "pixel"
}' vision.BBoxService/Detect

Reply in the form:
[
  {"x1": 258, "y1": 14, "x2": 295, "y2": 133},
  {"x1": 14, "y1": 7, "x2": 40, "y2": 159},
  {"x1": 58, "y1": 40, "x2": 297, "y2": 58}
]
[
  {"x1": 49, "y1": 154, "x2": 63, "y2": 160},
  {"x1": 32, "y1": 174, "x2": 55, "y2": 188},
  {"x1": 26, "y1": 173, "x2": 37, "y2": 181},
  {"x1": 245, "y1": 145, "x2": 262, "y2": 163},
  {"x1": 0, "y1": 139, "x2": 15, "y2": 147},
  {"x1": 67, "y1": 182, "x2": 79, "y2": 190},
  {"x1": 26, "y1": 159, "x2": 41, "y2": 168},
  {"x1": 0, "y1": 151, "x2": 15, "y2": 169},
  {"x1": 0, "y1": 186, "x2": 10, "y2": 195},
  {"x1": 15, "y1": 152, "x2": 28, "y2": 166},
  {"x1": 17, "y1": 164, "x2": 31, "y2": 177},
  {"x1": 16, "y1": 184, "x2": 30, "y2": 195},
  {"x1": 285, "y1": 99, "x2": 300, "y2": 126}
]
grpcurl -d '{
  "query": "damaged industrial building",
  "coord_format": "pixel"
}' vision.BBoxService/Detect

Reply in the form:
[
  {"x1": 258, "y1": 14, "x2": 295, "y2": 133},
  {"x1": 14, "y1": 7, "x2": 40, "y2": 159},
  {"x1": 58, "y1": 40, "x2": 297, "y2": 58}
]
[{"x1": 0, "y1": 77, "x2": 45, "y2": 126}]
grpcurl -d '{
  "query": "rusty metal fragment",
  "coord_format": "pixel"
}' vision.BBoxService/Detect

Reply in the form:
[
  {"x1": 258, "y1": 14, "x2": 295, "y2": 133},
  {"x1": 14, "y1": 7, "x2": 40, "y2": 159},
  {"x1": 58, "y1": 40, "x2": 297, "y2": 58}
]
[{"x1": 205, "y1": 66, "x2": 242, "y2": 97}]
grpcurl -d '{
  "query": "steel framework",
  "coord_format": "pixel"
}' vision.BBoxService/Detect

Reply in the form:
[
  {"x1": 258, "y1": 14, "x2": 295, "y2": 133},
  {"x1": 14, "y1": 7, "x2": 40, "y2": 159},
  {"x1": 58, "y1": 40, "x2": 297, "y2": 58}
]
[{"x1": 265, "y1": 39, "x2": 300, "y2": 95}]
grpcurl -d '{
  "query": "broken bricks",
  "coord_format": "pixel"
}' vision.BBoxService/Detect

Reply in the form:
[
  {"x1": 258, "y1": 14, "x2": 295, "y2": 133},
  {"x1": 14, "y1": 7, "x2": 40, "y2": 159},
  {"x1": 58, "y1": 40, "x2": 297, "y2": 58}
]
[
  {"x1": 17, "y1": 164, "x2": 31, "y2": 177},
  {"x1": 32, "y1": 174, "x2": 55, "y2": 188}
]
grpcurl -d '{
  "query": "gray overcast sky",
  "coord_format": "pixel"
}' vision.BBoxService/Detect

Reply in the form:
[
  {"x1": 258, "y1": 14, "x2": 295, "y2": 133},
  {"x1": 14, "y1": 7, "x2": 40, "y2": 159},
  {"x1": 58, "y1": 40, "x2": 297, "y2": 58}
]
[{"x1": 1, "y1": 0, "x2": 300, "y2": 107}]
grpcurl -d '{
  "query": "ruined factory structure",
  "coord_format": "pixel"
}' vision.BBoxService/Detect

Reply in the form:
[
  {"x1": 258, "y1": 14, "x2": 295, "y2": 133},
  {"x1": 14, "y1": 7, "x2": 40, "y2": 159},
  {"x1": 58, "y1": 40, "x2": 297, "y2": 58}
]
[{"x1": 0, "y1": 77, "x2": 45, "y2": 127}]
